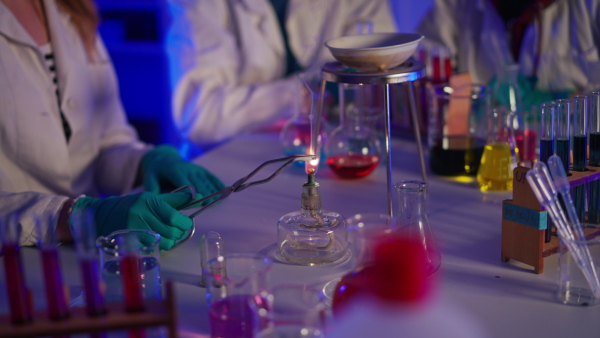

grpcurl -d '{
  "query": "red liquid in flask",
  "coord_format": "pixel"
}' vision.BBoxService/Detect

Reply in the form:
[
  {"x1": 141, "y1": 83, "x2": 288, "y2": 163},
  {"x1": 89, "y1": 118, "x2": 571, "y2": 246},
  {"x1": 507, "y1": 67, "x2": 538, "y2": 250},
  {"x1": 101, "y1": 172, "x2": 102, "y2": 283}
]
[
  {"x1": 326, "y1": 154, "x2": 379, "y2": 179},
  {"x1": 2, "y1": 243, "x2": 32, "y2": 324}
]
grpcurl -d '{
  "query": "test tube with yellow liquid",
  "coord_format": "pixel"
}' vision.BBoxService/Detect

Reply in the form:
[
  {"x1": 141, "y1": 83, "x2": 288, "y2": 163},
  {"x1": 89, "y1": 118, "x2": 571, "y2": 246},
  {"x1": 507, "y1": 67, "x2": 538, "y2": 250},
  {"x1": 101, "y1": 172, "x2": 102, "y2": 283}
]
[{"x1": 477, "y1": 107, "x2": 519, "y2": 192}]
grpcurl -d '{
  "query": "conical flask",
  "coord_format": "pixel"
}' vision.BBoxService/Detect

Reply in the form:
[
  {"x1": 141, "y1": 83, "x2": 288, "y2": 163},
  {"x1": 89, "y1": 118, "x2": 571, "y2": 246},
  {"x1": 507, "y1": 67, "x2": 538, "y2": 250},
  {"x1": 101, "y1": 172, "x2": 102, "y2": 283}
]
[
  {"x1": 395, "y1": 180, "x2": 441, "y2": 275},
  {"x1": 476, "y1": 107, "x2": 518, "y2": 192}
]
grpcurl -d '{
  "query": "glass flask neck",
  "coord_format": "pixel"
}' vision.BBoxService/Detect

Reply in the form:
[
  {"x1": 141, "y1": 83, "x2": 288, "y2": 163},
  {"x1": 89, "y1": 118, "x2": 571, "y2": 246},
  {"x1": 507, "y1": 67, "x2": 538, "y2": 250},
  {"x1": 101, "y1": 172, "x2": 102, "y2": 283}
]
[
  {"x1": 396, "y1": 181, "x2": 427, "y2": 222},
  {"x1": 487, "y1": 108, "x2": 516, "y2": 144}
]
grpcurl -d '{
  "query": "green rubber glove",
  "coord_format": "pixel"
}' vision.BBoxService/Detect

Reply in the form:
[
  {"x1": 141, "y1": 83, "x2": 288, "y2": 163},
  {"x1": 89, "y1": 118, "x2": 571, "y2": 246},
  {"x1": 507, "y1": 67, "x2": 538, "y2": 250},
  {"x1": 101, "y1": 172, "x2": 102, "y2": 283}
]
[
  {"x1": 72, "y1": 191, "x2": 193, "y2": 251},
  {"x1": 141, "y1": 145, "x2": 225, "y2": 197}
]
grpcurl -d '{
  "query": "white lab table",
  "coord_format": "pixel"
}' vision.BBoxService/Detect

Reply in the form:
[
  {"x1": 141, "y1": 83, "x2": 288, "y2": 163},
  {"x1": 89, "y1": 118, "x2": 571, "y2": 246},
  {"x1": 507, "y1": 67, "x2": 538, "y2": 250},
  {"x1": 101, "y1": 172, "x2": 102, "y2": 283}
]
[{"x1": 2, "y1": 132, "x2": 600, "y2": 337}]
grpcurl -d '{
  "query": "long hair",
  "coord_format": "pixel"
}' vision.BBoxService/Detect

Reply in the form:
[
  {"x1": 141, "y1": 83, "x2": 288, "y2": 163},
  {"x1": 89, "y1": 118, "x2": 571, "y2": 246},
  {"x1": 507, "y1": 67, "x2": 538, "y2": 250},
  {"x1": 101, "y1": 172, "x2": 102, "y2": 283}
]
[{"x1": 55, "y1": 0, "x2": 99, "y2": 58}]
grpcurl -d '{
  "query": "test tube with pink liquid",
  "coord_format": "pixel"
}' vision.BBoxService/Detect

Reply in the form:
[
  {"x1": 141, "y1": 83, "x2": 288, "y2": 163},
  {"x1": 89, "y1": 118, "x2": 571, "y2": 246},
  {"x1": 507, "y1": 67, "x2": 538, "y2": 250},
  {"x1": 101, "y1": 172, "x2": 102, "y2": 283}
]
[{"x1": 1, "y1": 215, "x2": 33, "y2": 324}]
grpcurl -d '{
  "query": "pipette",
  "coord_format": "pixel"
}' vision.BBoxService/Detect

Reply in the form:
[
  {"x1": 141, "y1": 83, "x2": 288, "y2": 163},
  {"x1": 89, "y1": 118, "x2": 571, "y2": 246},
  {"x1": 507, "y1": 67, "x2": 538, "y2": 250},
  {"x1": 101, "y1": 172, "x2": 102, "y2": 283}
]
[
  {"x1": 546, "y1": 155, "x2": 586, "y2": 241},
  {"x1": 526, "y1": 162, "x2": 600, "y2": 299}
]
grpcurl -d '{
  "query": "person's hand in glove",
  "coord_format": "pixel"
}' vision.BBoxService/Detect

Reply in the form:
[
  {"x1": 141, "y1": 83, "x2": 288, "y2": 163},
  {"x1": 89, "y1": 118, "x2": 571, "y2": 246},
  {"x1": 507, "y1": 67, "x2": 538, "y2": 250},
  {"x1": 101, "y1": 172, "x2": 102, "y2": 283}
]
[
  {"x1": 72, "y1": 191, "x2": 193, "y2": 251},
  {"x1": 141, "y1": 145, "x2": 225, "y2": 198}
]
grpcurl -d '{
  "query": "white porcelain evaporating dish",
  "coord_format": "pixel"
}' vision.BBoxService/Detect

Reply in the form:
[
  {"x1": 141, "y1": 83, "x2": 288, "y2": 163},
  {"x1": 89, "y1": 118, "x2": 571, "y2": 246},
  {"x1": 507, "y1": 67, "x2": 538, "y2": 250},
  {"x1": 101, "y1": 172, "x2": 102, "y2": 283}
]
[{"x1": 324, "y1": 32, "x2": 424, "y2": 72}]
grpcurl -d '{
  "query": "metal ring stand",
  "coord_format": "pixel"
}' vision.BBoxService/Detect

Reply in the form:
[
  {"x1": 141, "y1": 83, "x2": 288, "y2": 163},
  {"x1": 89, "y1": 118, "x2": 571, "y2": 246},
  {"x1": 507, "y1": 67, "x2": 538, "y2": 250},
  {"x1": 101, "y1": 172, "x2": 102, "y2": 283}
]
[{"x1": 320, "y1": 60, "x2": 427, "y2": 217}]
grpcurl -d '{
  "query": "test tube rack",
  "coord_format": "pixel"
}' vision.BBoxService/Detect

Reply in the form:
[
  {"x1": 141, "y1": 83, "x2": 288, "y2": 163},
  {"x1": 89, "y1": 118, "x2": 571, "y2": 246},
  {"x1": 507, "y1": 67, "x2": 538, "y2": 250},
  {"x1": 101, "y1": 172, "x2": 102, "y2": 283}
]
[
  {"x1": 501, "y1": 165, "x2": 600, "y2": 274},
  {"x1": 0, "y1": 280, "x2": 178, "y2": 338}
]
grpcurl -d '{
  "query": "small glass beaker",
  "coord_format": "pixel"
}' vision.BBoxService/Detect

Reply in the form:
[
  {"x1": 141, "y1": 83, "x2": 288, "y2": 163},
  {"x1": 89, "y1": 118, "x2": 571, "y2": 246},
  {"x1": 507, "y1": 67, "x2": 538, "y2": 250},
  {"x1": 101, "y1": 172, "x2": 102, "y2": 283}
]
[
  {"x1": 395, "y1": 180, "x2": 441, "y2": 275},
  {"x1": 260, "y1": 284, "x2": 326, "y2": 338},
  {"x1": 95, "y1": 229, "x2": 162, "y2": 303},
  {"x1": 204, "y1": 254, "x2": 273, "y2": 338},
  {"x1": 557, "y1": 227, "x2": 600, "y2": 306},
  {"x1": 427, "y1": 84, "x2": 488, "y2": 176},
  {"x1": 476, "y1": 107, "x2": 518, "y2": 192}
]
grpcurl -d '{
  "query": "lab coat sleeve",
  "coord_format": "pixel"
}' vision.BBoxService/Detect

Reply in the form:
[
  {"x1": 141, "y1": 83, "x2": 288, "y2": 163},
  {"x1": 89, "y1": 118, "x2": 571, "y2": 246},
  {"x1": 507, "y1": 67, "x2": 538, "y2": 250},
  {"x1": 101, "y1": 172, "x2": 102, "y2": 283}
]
[
  {"x1": 415, "y1": 0, "x2": 461, "y2": 52},
  {"x1": 0, "y1": 190, "x2": 67, "y2": 246},
  {"x1": 168, "y1": 0, "x2": 301, "y2": 147}
]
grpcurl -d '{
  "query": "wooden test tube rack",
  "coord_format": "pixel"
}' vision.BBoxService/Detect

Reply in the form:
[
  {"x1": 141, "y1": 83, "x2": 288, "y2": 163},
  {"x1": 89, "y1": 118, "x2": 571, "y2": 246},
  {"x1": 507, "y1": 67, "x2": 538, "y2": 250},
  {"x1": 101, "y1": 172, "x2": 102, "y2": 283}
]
[
  {"x1": 501, "y1": 165, "x2": 600, "y2": 274},
  {"x1": 0, "y1": 280, "x2": 178, "y2": 338}
]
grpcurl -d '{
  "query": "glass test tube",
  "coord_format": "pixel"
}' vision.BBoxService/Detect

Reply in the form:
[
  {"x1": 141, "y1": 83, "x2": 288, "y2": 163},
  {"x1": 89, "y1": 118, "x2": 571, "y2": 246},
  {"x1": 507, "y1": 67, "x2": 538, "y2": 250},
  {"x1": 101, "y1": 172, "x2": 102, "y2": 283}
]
[
  {"x1": 71, "y1": 210, "x2": 107, "y2": 316},
  {"x1": 539, "y1": 102, "x2": 555, "y2": 164},
  {"x1": 116, "y1": 234, "x2": 145, "y2": 313},
  {"x1": 572, "y1": 96, "x2": 589, "y2": 171},
  {"x1": 0, "y1": 217, "x2": 33, "y2": 324},
  {"x1": 572, "y1": 96, "x2": 589, "y2": 221},
  {"x1": 539, "y1": 102, "x2": 556, "y2": 242},
  {"x1": 36, "y1": 217, "x2": 69, "y2": 321},
  {"x1": 555, "y1": 99, "x2": 571, "y2": 174},
  {"x1": 589, "y1": 92, "x2": 600, "y2": 223},
  {"x1": 200, "y1": 231, "x2": 226, "y2": 287}
]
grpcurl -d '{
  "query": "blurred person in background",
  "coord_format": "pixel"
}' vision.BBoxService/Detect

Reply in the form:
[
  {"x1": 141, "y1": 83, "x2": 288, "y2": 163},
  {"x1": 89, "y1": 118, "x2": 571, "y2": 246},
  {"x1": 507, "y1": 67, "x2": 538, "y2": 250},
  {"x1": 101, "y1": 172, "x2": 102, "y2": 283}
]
[
  {"x1": 416, "y1": 0, "x2": 600, "y2": 105},
  {"x1": 0, "y1": 0, "x2": 223, "y2": 250},
  {"x1": 166, "y1": 0, "x2": 397, "y2": 154}
]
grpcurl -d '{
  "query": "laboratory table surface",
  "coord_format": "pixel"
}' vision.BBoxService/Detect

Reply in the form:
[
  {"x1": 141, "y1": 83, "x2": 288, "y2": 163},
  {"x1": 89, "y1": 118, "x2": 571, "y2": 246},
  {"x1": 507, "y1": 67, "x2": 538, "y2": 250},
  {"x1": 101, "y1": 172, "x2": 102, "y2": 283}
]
[{"x1": 2, "y1": 132, "x2": 600, "y2": 337}]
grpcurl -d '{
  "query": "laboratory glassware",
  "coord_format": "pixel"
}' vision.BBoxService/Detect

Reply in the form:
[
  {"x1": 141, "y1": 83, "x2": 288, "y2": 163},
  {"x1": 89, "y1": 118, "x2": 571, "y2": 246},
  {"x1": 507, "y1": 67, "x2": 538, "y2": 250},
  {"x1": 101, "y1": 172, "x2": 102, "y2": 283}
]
[
  {"x1": 324, "y1": 100, "x2": 382, "y2": 179},
  {"x1": 589, "y1": 92, "x2": 600, "y2": 224},
  {"x1": 277, "y1": 173, "x2": 348, "y2": 266},
  {"x1": 476, "y1": 107, "x2": 518, "y2": 192},
  {"x1": 427, "y1": 83, "x2": 488, "y2": 176}
]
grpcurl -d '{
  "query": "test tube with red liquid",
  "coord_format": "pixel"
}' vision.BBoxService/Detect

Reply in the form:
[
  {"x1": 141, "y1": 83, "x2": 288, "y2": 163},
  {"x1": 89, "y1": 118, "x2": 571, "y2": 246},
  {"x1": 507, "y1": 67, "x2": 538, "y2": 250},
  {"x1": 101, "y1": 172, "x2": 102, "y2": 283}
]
[
  {"x1": 36, "y1": 216, "x2": 70, "y2": 322},
  {"x1": 117, "y1": 234, "x2": 147, "y2": 338},
  {"x1": 71, "y1": 209, "x2": 107, "y2": 317},
  {"x1": 1, "y1": 217, "x2": 33, "y2": 324}
]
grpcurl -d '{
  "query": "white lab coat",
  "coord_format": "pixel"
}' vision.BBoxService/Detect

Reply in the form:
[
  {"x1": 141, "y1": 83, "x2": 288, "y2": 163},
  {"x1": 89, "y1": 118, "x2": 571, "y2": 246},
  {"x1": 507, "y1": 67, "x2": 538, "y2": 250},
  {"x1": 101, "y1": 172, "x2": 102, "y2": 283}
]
[
  {"x1": 417, "y1": 0, "x2": 600, "y2": 92},
  {"x1": 0, "y1": 0, "x2": 150, "y2": 245},
  {"x1": 167, "y1": 0, "x2": 397, "y2": 147}
]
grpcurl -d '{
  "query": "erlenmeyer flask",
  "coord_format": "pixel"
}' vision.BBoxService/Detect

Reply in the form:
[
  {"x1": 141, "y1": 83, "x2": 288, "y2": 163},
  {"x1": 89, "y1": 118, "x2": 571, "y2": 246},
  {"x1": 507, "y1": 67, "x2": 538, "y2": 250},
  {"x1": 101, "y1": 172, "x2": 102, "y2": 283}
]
[
  {"x1": 476, "y1": 107, "x2": 519, "y2": 192},
  {"x1": 395, "y1": 180, "x2": 441, "y2": 275}
]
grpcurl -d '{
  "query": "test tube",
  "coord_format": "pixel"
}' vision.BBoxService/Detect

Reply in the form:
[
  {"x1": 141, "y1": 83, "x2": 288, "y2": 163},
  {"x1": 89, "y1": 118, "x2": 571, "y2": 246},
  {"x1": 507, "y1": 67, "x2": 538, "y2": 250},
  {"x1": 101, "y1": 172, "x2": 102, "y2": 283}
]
[
  {"x1": 555, "y1": 99, "x2": 571, "y2": 174},
  {"x1": 572, "y1": 95, "x2": 589, "y2": 171},
  {"x1": 573, "y1": 96, "x2": 589, "y2": 221},
  {"x1": 589, "y1": 92, "x2": 600, "y2": 223},
  {"x1": 71, "y1": 209, "x2": 107, "y2": 317},
  {"x1": 200, "y1": 231, "x2": 226, "y2": 287},
  {"x1": 36, "y1": 216, "x2": 69, "y2": 321},
  {"x1": 0, "y1": 215, "x2": 33, "y2": 324},
  {"x1": 117, "y1": 233, "x2": 145, "y2": 313},
  {"x1": 539, "y1": 102, "x2": 555, "y2": 165}
]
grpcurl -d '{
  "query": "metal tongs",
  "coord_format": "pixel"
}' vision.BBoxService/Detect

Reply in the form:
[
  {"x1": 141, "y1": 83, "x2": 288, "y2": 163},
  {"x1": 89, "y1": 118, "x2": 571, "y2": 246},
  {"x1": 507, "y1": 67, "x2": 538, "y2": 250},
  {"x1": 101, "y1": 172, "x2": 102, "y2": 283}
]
[{"x1": 170, "y1": 154, "x2": 316, "y2": 249}]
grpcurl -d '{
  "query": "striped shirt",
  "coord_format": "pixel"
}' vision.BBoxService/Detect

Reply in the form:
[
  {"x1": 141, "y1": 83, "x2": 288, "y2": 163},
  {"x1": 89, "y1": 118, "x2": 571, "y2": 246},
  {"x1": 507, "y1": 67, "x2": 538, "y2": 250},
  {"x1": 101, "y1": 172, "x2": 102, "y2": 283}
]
[{"x1": 40, "y1": 43, "x2": 71, "y2": 142}]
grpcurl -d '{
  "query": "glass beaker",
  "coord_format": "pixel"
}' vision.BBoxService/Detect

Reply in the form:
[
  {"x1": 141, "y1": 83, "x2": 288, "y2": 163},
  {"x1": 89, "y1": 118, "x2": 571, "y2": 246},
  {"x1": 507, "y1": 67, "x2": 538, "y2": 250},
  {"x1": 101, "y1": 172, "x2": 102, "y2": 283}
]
[
  {"x1": 427, "y1": 84, "x2": 488, "y2": 176},
  {"x1": 95, "y1": 229, "x2": 162, "y2": 303},
  {"x1": 261, "y1": 284, "x2": 326, "y2": 338},
  {"x1": 395, "y1": 180, "x2": 441, "y2": 275},
  {"x1": 324, "y1": 82, "x2": 382, "y2": 179},
  {"x1": 476, "y1": 107, "x2": 518, "y2": 192},
  {"x1": 557, "y1": 226, "x2": 600, "y2": 306},
  {"x1": 204, "y1": 254, "x2": 273, "y2": 338}
]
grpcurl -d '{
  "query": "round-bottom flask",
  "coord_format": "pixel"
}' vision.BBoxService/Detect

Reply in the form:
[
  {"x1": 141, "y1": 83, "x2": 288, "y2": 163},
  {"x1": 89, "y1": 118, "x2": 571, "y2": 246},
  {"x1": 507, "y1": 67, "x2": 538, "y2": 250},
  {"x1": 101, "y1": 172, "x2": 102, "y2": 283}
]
[
  {"x1": 325, "y1": 107, "x2": 381, "y2": 179},
  {"x1": 277, "y1": 174, "x2": 347, "y2": 266}
]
